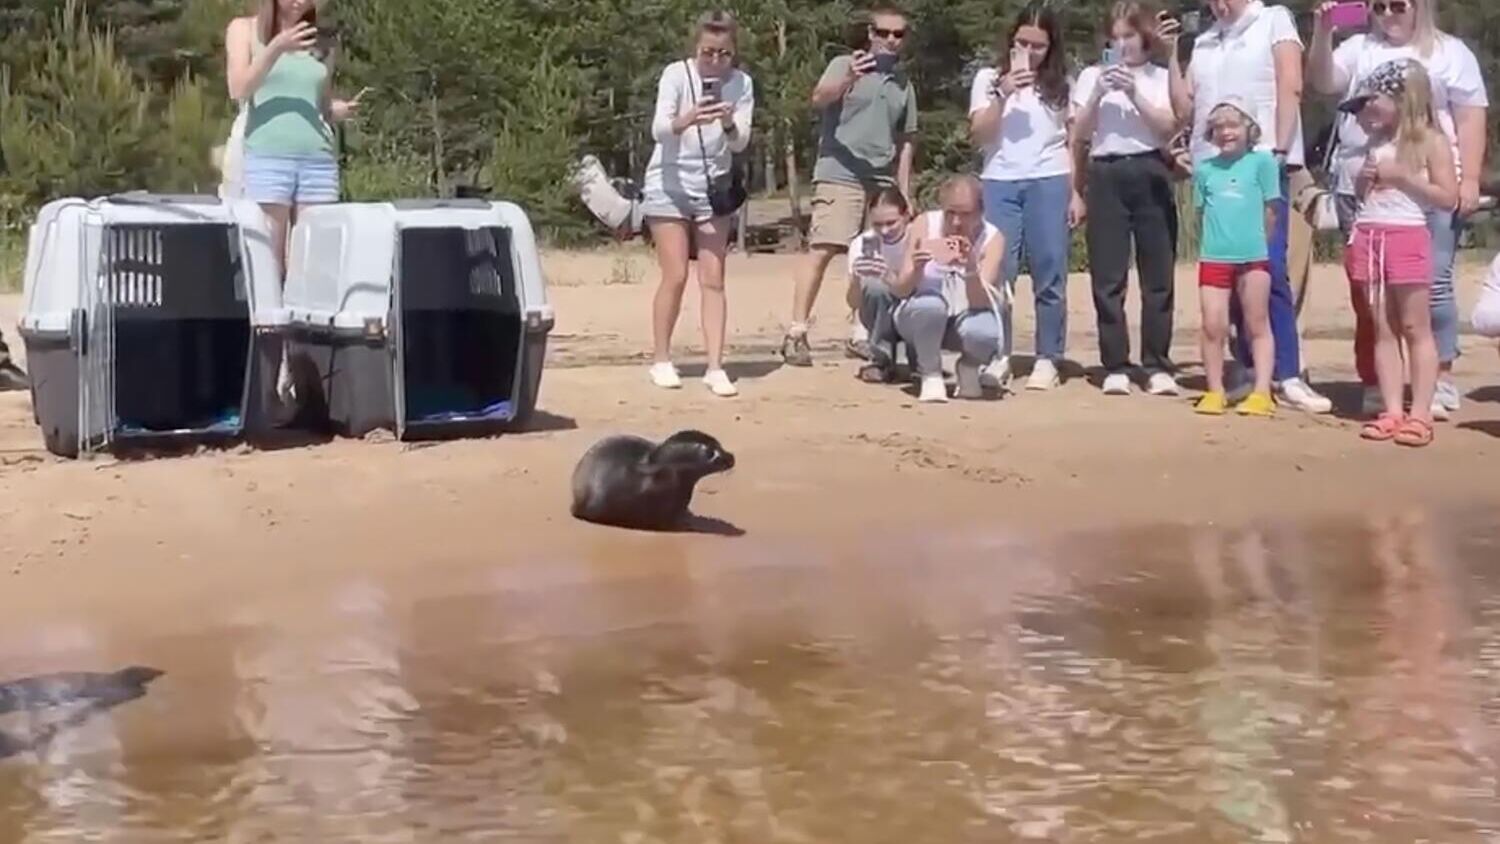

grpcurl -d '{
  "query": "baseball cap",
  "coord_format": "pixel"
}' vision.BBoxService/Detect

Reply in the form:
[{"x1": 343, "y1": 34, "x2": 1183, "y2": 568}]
[{"x1": 1339, "y1": 59, "x2": 1414, "y2": 113}]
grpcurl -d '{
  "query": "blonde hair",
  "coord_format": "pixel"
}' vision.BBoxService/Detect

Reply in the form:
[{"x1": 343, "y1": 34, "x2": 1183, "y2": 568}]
[{"x1": 1389, "y1": 61, "x2": 1439, "y2": 171}]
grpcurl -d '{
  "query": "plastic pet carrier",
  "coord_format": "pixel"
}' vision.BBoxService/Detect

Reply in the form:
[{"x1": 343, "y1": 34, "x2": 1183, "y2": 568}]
[
  {"x1": 281, "y1": 199, "x2": 553, "y2": 439},
  {"x1": 17, "y1": 193, "x2": 284, "y2": 458}
]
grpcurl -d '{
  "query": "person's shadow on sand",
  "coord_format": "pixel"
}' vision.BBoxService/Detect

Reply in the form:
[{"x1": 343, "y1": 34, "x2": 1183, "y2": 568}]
[{"x1": 0, "y1": 666, "x2": 164, "y2": 761}]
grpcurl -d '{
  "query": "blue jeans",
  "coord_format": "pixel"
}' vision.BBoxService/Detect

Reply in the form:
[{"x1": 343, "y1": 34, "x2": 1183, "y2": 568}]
[
  {"x1": 1427, "y1": 208, "x2": 1462, "y2": 364},
  {"x1": 1230, "y1": 192, "x2": 1301, "y2": 382},
  {"x1": 983, "y1": 175, "x2": 1071, "y2": 361}
]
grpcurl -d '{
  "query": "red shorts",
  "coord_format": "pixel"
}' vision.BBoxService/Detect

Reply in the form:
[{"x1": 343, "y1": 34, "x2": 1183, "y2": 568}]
[
  {"x1": 1345, "y1": 223, "x2": 1432, "y2": 286},
  {"x1": 1198, "y1": 260, "x2": 1272, "y2": 289}
]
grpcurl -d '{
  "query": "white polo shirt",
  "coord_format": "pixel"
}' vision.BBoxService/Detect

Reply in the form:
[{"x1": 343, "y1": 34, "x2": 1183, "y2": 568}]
[
  {"x1": 1187, "y1": 1, "x2": 1306, "y2": 167},
  {"x1": 1328, "y1": 33, "x2": 1489, "y2": 195}
]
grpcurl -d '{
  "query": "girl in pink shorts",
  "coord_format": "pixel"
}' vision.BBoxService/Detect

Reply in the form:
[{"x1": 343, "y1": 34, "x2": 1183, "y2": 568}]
[{"x1": 1339, "y1": 60, "x2": 1458, "y2": 447}]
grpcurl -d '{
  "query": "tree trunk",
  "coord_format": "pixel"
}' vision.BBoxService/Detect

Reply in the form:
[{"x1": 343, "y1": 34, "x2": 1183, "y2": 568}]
[
  {"x1": 785, "y1": 124, "x2": 804, "y2": 251},
  {"x1": 762, "y1": 143, "x2": 778, "y2": 196},
  {"x1": 428, "y1": 77, "x2": 448, "y2": 198}
]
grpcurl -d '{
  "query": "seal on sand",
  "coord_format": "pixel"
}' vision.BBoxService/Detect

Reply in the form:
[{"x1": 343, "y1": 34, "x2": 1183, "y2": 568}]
[{"x1": 570, "y1": 430, "x2": 735, "y2": 530}]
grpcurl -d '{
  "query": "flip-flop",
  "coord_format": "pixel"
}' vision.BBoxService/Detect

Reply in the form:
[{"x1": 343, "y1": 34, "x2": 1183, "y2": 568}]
[
  {"x1": 1360, "y1": 413, "x2": 1405, "y2": 442},
  {"x1": 1394, "y1": 417, "x2": 1435, "y2": 448}
]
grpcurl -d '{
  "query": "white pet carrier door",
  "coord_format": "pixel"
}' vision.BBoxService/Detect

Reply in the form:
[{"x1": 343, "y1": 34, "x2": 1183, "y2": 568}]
[{"x1": 78, "y1": 214, "x2": 116, "y2": 454}]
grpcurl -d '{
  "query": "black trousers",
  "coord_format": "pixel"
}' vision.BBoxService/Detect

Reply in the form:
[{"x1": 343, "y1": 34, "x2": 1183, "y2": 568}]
[
  {"x1": 0, "y1": 326, "x2": 12, "y2": 368},
  {"x1": 1085, "y1": 152, "x2": 1178, "y2": 374}
]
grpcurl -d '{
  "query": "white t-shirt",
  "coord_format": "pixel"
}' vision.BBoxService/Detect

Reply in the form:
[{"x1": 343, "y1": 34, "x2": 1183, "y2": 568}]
[
  {"x1": 1329, "y1": 33, "x2": 1488, "y2": 195},
  {"x1": 846, "y1": 230, "x2": 908, "y2": 281},
  {"x1": 968, "y1": 67, "x2": 1073, "y2": 181},
  {"x1": 643, "y1": 61, "x2": 754, "y2": 199},
  {"x1": 1072, "y1": 62, "x2": 1171, "y2": 157},
  {"x1": 1187, "y1": 1, "x2": 1307, "y2": 167}
]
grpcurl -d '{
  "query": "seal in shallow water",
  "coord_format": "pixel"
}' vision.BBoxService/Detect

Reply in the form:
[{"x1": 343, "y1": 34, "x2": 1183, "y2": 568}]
[{"x1": 570, "y1": 430, "x2": 735, "y2": 530}]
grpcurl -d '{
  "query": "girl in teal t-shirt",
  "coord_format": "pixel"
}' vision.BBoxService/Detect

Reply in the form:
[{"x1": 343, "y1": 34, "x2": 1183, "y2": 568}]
[{"x1": 1192, "y1": 99, "x2": 1280, "y2": 418}]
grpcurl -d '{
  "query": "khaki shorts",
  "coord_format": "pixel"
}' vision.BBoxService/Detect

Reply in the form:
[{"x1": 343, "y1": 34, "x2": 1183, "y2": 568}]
[{"x1": 809, "y1": 181, "x2": 878, "y2": 249}]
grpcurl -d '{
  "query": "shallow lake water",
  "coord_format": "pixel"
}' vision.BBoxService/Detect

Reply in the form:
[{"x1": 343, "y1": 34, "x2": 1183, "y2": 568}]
[{"x1": 1, "y1": 506, "x2": 1499, "y2": 842}]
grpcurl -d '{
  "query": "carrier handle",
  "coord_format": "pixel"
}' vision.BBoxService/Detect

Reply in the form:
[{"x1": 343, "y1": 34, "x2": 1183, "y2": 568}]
[
  {"x1": 107, "y1": 191, "x2": 221, "y2": 206},
  {"x1": 390, "y1": 198, "x2": 492, "y2": 210}
]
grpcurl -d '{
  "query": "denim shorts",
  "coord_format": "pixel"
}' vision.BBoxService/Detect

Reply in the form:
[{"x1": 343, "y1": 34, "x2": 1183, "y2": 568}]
[{"x1": 242, "y1": 151, "x2": 340, "y2": 205}]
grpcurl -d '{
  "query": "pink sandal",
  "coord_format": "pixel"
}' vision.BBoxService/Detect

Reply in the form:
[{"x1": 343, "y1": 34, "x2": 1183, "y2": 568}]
[
  {"x1": 1394, "y1": 418, "x2": 1435, "y2": 448},
  {"x1": 1361, "y1": 413, "x2": 1405, "y2": 442}
]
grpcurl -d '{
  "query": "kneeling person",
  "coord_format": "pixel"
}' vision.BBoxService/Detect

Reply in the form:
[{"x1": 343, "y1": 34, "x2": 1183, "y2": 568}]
[{"x1": 894, "y1": 175, "x2": 1006, "y2": 403}]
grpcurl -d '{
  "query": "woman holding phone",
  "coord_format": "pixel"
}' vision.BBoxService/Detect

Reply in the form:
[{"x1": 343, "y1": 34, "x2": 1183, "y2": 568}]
[
  {"x1": 1307, "y1": 0, "x2": 1489, "y2": 419},
  {"x1": 225, "y1": 0, "x2": 363, "y2": 274},
  {"x1": 640, "y1": 10, "x2": 754, "y2": 398},
  {"x1": 969, "y1": 1, "x2": 1085, "y2": 392},
  {"x1": 1073, "y1": 1, "x2": 1181, "y2": 397}
]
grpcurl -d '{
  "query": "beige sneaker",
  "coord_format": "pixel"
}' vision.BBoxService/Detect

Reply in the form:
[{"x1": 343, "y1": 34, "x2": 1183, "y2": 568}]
[
  {"x1": 649, "y1": 362, "x2": 682, "y2": 389},
  {"x1": 1026, "y1": 358, "x2": 1060, "y2": 391},
  {"x1": 702, "y1": 369, "x2": 738, "y2": 397}
]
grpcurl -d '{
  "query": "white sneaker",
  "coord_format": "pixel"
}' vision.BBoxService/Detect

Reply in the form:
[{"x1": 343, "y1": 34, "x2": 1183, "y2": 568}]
[
  {"x1": 1146, "y1": 372, "x2": 1180, "y2": 397},
  {"x1": 1430, "y1": 396, "x2": 1451, "y2": 422},
  {"x1": 955, "y1": 361, "x2": 983, "y2": 399},
  {"x1": 1276, "y1": 377, "x2": 1333, "y2": 415},
  {"x1": 1026, "y1": 358, "x2": 1060, "y2": 391},
  {"x1": 918, "y1": 375, "x2": 949, "y2": 403},
  {"x1": 1101, "y1": 372, "x2": 1132, "y2": 396},
  {"x1": 1361, "y1": 385, "x2": 1383, "y2": 418},
  {"x1": 649, "y1": 361, "x2": 682, "y2": 389},
  {"x1": 571, "y1": 155, "x2": 635, "y2": 232},
  {"x1": 1435, "y1": 379, "x2": 1462, "y2": 413},
  {"x1": 849, "y1": 316, "x2": 869, "y2": 345},
  {"x1": 980, "y1": 356, "x2": 1012, "y2": 392},
  {"x1": 702, "y1": 369, "x2": 738, "y2": 397}
]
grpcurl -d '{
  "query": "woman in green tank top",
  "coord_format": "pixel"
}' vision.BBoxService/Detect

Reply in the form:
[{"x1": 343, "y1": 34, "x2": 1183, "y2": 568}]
[{"x1": 225, "y1": 0, "x2": 365, "y2": 275}]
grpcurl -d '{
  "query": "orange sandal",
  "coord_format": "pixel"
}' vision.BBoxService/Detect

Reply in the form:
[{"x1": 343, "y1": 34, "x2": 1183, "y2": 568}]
[
  {"x1": 1361, "y1": 413, "x2": 1405, "y2": 442},
  {"x1": 1394, "y1": 418, "x2": 1435, "y2": 448}
]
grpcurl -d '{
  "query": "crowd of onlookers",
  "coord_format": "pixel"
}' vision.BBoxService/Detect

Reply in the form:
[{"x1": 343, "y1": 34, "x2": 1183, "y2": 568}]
[
  {"x1": 572, "y1": 0, "x2": 1500, "y2": 447},
  {"x1": 5, "y1": 0, "x2": 1500, "y2": 447}
]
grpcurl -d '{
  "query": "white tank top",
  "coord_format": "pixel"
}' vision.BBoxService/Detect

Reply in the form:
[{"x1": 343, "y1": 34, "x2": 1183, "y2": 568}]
[
  {"x1": 1356, "y1": 143, "x2": 1427, "y2": 227},
  {"x1": 917, "y1": 211, "x2": 1000, "y2": 296}
]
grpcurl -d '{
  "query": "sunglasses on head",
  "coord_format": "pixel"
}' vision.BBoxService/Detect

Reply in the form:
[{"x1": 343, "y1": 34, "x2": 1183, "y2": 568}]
[
  {"x1": 1372, "y1": 1, "x2": 1410, "y2": 15},
  {"x1": 699, "y1": 46, "x2": 734, "y2": 59},
  {"x1": 871, "y1": 26, "x2": 907, "y2": 39}
]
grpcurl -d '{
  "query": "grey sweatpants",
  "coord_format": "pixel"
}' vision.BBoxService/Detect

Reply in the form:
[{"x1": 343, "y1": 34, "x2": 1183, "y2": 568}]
[{"x1": 893, "y1": 292, "x2": 1002, "y2": 377}]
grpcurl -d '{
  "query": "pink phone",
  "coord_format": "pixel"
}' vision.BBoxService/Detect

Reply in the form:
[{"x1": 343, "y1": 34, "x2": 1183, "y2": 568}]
[
  {"x1": 1011, "y1": 48, "x2": 1030, "y2": 72},
  {"x1": 1328, "y1": 1, "x2": 1369, "y2": 29}
]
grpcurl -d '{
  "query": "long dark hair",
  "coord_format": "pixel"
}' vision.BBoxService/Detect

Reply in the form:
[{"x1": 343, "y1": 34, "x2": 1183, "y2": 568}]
[
  {"x1": 258, "y1": 0, "x2": 331, "y2": 61},
  {"x1": 1002, "y1": 1, "x2": 1069, "y2": 112}
]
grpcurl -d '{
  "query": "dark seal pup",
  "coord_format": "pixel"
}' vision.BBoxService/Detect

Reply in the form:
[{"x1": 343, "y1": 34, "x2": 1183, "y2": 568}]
[{"x1": 570, "y1": 430, "x2": 735, "y2": 530}]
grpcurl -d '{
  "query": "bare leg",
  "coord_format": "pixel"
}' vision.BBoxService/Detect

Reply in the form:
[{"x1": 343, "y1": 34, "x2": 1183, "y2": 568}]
[
  {"x1": 1394, "y1": 286, "x2": 1437, "y2": 425},
  {"x1": 693, "y1": 216, "x2": 733, "y2": 371},
  {"x1": 1200, "y1": 288, "x2": 1231, "y2": 394},
  {"x1": 1238, "y1": 269, "x2": 1275, "y2": 397},
  {"x1": 259, "y1": 203, "x2": 292, "y2": 283},
  {"x1": 648, "y1": 218, "x2": 692, "y2": 364},
  {"x1": 791, "y1": 246, "x2": 841, "y2": 330}
]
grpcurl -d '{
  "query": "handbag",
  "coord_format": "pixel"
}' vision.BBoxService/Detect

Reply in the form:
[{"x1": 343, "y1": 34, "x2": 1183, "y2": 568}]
[{"x1": 685, "y1": 61, "x2": 747, "y2": 217}]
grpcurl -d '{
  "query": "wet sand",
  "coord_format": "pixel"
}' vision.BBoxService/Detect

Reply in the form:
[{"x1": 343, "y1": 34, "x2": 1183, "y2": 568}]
[{"x1": 1, "y1": 252, "x2": 1498, "y2": 631}]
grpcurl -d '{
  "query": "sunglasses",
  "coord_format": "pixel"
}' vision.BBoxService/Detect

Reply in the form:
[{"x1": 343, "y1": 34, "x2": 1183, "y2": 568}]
[
  {"x1": 1372, "y1": 1, "x2": 1410, "y2": 15},
  {"x1": 698, "y1": 47, "x2": 734, "y2": 60},
  {"x1": 870, "y1": 26, "x2": 908, "y2": 39}
]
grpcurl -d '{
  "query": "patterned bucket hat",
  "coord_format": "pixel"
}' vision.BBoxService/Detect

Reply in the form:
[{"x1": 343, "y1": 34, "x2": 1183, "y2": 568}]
[{"x1": 1339, "y1": 59, "x2": 1415, "y2": 113}]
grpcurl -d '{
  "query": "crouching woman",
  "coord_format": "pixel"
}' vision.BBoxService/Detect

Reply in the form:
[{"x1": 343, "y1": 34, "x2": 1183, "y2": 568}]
[{"x1": 893, "y1": 175, "x2": 1007, "y2": 403}]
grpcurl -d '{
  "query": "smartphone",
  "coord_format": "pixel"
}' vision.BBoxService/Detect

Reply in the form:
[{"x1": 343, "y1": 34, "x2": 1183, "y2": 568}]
[
  {"x1": 861, "y1": 234, "x2": 880, "y2": 259},
  {"x1": 1011, "y1": 48, "x2": 1030, "y2": 73},
  {"x1": 701, "y1": 77, "x2": 722, "y2": 104},
  {"x1": 1102, "y1": 44, "x2": 1120, "y2": 66},
  {"x1": 1328, "y1": 1, "x2": 1369, "y2": 29},
  {"x1": 873, "y1": 53, "x2": 898, "y2": 74}
]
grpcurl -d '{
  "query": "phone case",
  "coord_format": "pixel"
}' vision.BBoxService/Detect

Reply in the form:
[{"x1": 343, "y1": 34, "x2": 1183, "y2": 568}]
[{"x1": 1328, "y1": 2, "x2": 1368, "y2": 28}]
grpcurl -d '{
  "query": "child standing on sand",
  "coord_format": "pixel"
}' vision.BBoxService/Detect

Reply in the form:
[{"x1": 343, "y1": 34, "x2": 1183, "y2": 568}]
[
  {"x1": 1475, "y1": 253, "x2": 1500, "y2": 352},
  {"x1": 1192, "y1": 97, "x2": 1278, "y2": 417},
  {"x1": 1342, "y1": 60, "x2": 1457, "y2": 448}
]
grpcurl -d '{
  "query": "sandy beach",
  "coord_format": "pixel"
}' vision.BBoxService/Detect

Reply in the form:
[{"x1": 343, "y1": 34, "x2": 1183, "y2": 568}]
[{"x1": 2, "y1": 250, "x2": 1498, "y2": 633}]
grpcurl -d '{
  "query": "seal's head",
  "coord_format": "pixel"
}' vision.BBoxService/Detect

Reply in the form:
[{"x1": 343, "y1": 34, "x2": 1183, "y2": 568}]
[{"x1": 653, "y1": 430, "x2": 735, "y2": 476}]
